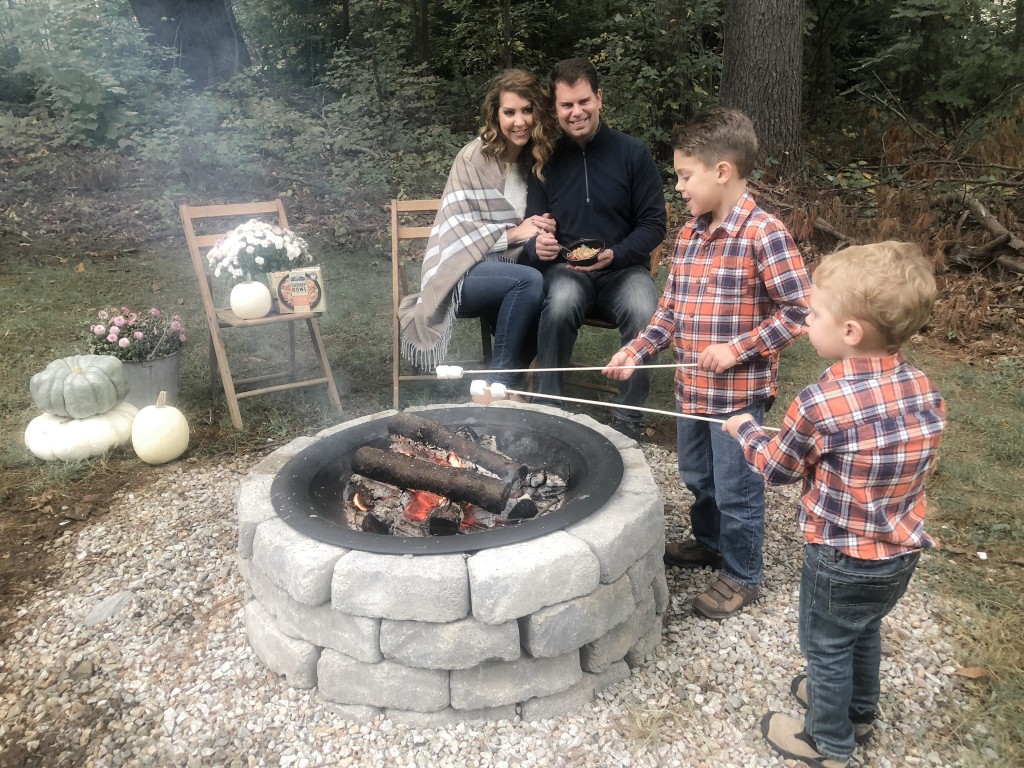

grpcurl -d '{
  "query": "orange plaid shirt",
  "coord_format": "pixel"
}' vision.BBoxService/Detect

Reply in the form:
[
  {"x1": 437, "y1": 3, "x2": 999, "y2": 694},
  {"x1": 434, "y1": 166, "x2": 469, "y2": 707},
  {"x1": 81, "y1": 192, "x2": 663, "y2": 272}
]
[
  {"x1": 624, "y1": 192, "x2": 810, "y2": 414},
  {"x1": 735, "y1": 353, "x2": 945, "y2": 560}
]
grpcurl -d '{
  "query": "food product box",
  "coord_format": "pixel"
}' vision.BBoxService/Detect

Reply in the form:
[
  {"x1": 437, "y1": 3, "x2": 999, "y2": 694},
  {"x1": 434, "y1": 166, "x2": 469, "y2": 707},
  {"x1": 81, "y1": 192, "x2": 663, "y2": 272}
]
[{"x1": 268, "y1": 267, "x2": 325, "y2": 313}]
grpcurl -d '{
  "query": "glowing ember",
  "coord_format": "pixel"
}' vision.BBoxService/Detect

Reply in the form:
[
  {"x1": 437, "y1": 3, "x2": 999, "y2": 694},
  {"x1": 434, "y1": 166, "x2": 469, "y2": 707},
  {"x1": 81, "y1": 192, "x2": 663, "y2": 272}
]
[
  {"x1": 447, "y1": 452, "x2": 462, "y2": 468},
  {"x1": 352, "y1": 492, "x2": 369, "y2": 512},
  {"x1": 405, "y1": 490, "x2": 448, "y2": 521}
]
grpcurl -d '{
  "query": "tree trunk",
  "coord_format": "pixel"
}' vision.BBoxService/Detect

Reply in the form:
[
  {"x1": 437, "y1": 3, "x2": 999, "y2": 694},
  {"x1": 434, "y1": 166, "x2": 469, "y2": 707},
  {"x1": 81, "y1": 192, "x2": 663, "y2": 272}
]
[
  {"x1": 417, "y1": 0, "x2": 429, "y2": 63},
  {"x1": 720, "y1": 0, "x2": 805, "y2": 179},
  {"x1": 128, "y1": 0, "x2": 251, "y2": 89}
]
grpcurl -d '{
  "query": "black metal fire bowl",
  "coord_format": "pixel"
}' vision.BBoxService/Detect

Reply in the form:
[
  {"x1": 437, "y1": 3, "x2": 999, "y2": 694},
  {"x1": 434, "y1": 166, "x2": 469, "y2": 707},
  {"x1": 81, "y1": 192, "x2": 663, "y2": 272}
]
[{"x1": 270, "y1": 406, "x2": 624, "y2": 555}]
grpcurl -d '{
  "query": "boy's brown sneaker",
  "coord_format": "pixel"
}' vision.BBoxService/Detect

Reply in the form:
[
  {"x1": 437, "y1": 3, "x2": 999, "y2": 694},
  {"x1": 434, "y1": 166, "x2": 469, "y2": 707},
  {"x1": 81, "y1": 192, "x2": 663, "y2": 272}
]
[
  {"x1": 664, "y1": 539, "x2": 722, "y2": 569},
  {"x1": 761, "y1": 712, "x2": 849, "y2": 768},
  {"x1": 790, "y1": 675, "x2": 875, "y2": 744},
  {"x1": 692, "y1": 574, "x2": 758, "y2": 619}
]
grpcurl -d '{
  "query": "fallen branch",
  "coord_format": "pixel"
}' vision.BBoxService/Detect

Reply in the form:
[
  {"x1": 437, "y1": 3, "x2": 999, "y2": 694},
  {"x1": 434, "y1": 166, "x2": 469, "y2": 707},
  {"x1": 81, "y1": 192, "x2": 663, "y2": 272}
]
[{"x1": 937, "y1": 193, "x2": 1024, "y2": 275}]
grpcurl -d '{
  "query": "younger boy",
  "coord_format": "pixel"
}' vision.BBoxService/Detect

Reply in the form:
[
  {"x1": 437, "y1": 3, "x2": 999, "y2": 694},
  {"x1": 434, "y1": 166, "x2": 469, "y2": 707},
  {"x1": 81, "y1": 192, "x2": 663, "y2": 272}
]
[
  {"x1": 723, "y1": 242, "x2": 946, "y2": 767},
  {"x1": 604, "y1": 108, "x2": 810, "y2": 619}
]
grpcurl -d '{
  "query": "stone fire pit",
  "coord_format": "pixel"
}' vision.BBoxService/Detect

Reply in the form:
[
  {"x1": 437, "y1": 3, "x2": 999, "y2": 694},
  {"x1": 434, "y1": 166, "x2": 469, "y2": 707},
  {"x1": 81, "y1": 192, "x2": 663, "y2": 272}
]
[{"x1": 235, "y1": 402, "x2": 669, "y2": 725}]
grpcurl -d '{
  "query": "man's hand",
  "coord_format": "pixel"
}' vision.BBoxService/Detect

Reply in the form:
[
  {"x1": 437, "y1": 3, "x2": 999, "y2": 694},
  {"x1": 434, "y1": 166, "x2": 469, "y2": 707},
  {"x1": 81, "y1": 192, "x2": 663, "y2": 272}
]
[
  {"x1": 602, "y1": 349, "x2": 635, "y2": 381},
  {"x1": 570, "y1": 247, "x2": 613, "y2": 272},
  {"x1": 698, "y1": 343, "x2": 739, "y2": 373},
  {"x1": 535, "y1": 231, "x2": 561, "y2": 261},
  {"x1": 722, "y1": 414, "x2": 754, "y2": 438}
]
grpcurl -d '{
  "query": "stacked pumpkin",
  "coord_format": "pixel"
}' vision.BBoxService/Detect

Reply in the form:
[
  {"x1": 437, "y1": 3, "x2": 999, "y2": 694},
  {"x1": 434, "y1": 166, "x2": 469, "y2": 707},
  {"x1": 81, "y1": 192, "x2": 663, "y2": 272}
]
[
  {"x1": 25, "y1": 355, "x2": 138, "y2": 461},
  {"x1": 24, "y1": 355, "x2": 190, "y2": 464}
]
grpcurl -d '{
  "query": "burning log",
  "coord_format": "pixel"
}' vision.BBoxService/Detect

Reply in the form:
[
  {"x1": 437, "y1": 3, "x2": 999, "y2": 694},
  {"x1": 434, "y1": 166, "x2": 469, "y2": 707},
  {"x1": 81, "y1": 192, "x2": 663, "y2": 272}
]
[
  {"x1": 387, "y1": 412, "x2": 527, "y2": 480},
  {"x1": 352, "y1": 446, "x2": 512, "y2": 512}
]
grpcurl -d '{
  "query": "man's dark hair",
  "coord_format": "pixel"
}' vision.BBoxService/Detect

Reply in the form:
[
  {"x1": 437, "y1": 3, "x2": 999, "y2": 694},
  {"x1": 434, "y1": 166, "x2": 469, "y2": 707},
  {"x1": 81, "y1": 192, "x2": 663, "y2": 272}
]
[{"x1": 550, "y1": 58, "x2": 599, "y2": 93}]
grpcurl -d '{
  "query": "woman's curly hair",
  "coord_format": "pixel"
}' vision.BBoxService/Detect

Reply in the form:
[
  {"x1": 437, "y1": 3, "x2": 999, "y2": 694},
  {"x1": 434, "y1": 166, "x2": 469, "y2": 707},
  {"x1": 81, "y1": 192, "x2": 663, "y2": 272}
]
[{"x1": 478, "y1": 69, "x2": 556, "y2": 180}]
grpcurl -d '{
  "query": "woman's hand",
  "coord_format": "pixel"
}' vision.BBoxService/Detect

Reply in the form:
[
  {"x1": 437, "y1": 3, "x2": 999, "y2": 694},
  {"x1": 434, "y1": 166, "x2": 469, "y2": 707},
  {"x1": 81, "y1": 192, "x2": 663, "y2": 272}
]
[{"x1": 508, "y1": 213, "x2": 557, "y2": 247}]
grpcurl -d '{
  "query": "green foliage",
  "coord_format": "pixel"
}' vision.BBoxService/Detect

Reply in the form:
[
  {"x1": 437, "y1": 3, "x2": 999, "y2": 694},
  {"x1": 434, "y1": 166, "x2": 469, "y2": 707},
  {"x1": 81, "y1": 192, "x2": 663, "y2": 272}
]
[
  {"x1": 0, "y1": 0, "x2": 182, "y2": 147},
  {"x1": 576, "y1": 1, "x2": 721, "y2": 161},
  {"x1": 806, "y1": 0, "x2": 1024, "y2": 135}
]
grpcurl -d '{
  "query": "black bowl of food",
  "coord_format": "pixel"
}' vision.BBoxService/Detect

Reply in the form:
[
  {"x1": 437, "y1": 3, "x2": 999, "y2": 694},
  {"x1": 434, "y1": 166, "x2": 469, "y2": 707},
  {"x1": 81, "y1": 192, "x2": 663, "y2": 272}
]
[{"x1": 561, "y1": 238, "x2": 604, "y2": 267}]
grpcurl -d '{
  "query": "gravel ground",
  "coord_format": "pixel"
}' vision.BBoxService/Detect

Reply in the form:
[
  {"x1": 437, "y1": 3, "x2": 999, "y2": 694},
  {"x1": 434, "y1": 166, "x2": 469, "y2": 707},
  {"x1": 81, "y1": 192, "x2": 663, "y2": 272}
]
[{"x1": 0, "y1": 442, "x2": 985, "y2": 767}]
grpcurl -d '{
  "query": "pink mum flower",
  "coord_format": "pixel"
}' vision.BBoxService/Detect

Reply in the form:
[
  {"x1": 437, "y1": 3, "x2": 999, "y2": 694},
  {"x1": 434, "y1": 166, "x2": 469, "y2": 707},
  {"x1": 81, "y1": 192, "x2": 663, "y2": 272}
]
[
  {"x1": 149, "y1": 308, "x2": 160, "y2": 317},
  {"x1": 93, "y1": 324, "x2": 106, "y2": 335},
  {"x1": 107, "y1": 334, "x2": 118, "y2": 343},
  {"x1": 112, "y1": 316, "x2": 126, "y2": 327},
  {"x1": 118, "y1": 338, "x2": 130, "y2": 348},
  {"x1": 134, "y1": 331, "x2": 144, "y2": 340}
]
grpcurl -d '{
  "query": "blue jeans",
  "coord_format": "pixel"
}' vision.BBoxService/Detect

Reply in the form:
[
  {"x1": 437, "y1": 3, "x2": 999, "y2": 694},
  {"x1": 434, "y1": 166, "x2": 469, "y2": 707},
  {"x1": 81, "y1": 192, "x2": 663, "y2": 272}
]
[
  {"x1": 676, "y1": 400, "x2": 766, "y2": 586},
  {"x1": 799, "y1": 543, "x2": 919, "y2": 760},
  {"x1": 535, "y1": 265, "x2": 658, "y2": 422},
  {"x1": 458, "y1": 260, "x2": 544, "y2": 386}
]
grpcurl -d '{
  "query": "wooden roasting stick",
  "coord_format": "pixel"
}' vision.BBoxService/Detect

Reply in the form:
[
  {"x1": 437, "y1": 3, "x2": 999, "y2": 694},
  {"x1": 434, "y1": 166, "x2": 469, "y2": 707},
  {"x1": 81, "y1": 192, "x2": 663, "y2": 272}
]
[
  {"x1": 352, "y1": 446, "x2": 512, "y2": 513},
  {"x1": 387, "y1": 411, "x2": 527, "y2": 480},
  {"x1": 436, "y1": 363, "x2": 697, "y2": 379},
  {"x1": 469, "y1": 381, "x2": 782, "y2": 433}
]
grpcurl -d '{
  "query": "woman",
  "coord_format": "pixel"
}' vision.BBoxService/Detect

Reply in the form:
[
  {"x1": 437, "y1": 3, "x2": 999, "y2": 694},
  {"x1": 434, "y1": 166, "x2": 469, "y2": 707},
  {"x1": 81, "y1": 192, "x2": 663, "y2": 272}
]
[{"x1": 398, "y1": 68, "x2": 557, "y2": 390}]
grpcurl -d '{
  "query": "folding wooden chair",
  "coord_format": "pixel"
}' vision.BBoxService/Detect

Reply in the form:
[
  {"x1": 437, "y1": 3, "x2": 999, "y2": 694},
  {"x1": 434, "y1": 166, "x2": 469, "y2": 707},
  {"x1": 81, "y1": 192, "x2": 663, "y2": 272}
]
[
  {"x1": 391, "y1": 199, "x2": 492, "y2": 410},
  {"x1": 180, "y1": 201, "x2": 342, "y2": 429},
  {"x1": 566, "y1": 202, "x2": 674, "y2": 395}
]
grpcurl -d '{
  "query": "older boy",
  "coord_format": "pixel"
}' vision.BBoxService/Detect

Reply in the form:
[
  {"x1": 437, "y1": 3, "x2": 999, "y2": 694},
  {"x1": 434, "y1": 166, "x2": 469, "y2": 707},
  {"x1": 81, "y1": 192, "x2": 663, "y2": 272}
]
[
  {"x1": 604, "y1": 108, "x2": 810, "y2": 619},
  {"x1": 724, "y1": 242, "x2": 946, "y2": 767},
  {"x1": 522, "y1": 58, "x2": 666, "y2": 437}
]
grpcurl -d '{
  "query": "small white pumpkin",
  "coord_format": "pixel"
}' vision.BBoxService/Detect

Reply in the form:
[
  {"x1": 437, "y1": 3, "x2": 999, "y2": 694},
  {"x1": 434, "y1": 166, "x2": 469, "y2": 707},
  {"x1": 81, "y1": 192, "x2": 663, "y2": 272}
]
[
  {"x1": 131, "y1": 391, "x2": 190, "y2": 465},
  {"x1": 229, "y1": 278, "x2": 272, "y2": 319},
  {"x1": 24, "y1": 401, "x2": 138, "y2": 462}
]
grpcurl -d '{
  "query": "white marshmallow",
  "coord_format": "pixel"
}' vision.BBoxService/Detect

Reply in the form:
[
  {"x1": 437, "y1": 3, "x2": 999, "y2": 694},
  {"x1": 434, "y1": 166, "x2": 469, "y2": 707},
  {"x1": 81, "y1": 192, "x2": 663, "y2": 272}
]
[
  {"x1": 489, "y1": 383, "x2": 508, "y2": 400},
  {"x1": 469, "y1": 379, "x2": 488, "y2": 397},
  {"x1": 436, "y1": 364, "x2": 464, "y2": 379}
]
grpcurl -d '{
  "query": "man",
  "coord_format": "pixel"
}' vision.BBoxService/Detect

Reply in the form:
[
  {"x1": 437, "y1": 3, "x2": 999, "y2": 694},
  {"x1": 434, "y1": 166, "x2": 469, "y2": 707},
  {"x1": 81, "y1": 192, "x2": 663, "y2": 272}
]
[{"x1": 521, "y1": 58, "x2": 666, "y2": 436}]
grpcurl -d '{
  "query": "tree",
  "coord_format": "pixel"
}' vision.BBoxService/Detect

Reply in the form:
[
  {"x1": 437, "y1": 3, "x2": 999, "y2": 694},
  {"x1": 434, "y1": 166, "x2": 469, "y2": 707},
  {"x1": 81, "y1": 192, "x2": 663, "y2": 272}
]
[
  {"x1": 128, "y1": 0, "x2": 251, "y2": 89},
  {"x1": 720, "y1": 0, "x2": 805, "y2": 178}
]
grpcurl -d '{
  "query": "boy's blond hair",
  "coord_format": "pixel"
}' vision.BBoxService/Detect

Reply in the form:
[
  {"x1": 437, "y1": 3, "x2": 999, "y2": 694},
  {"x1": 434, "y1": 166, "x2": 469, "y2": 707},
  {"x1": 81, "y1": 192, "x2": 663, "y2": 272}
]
[
  {"x1": 671, "y1": 108, "x2": 758, "y2": 178},
  {"x1": 813, "y1": 241, "x2": 936, "y2": 348}
]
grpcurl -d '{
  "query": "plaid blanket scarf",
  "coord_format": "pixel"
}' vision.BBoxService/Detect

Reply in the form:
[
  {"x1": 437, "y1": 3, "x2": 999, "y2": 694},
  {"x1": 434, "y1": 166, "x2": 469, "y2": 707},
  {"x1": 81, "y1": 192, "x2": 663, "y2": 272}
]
[{"x1": 398, "y1": 138, "x2": 525, "y2": 370}]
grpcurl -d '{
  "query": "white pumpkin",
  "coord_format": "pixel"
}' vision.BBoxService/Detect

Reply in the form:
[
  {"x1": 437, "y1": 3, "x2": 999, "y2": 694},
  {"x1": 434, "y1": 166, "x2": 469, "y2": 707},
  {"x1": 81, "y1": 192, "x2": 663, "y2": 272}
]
[
  {"x1": 131, "y1": 391, "x2": 190, "y2": 465},
  {"x1": 229, "y1": 278, "x2": 272, "y2": 319},
  {"x1": 24, "y1": 401, "x2": 138, "y2": 462}
]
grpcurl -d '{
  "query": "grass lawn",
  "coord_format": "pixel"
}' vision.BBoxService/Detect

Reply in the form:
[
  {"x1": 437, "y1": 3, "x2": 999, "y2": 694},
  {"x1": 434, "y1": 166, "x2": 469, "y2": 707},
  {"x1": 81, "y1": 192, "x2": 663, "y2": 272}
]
[{"x1": 1, "y1": 224, "x2": 1022, "y2": 763}]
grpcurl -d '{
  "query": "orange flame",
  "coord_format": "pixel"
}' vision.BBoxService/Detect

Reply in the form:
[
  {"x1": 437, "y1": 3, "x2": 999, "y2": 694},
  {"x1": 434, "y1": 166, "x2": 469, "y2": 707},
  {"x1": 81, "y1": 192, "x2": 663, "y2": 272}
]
[
  {"x1": 447, "y1": 452, "x2": 462, "y2": 468},
  {"x1": 405, "y1": 490, "x2": 447, "y2": 521},
  {"x1": 352, "y1": 493, "x2": 369, "y2": 512}
]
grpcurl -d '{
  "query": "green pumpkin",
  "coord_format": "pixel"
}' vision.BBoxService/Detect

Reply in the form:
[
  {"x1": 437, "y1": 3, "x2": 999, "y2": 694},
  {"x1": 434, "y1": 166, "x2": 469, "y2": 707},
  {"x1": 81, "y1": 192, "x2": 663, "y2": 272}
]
[{"x1": 29, "y1": 354, "x2": 129, "y2": 418}]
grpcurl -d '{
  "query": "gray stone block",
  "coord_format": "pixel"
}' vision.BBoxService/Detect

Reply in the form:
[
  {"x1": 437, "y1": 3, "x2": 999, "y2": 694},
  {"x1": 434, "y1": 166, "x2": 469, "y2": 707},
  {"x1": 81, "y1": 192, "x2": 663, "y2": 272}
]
[
  {"x1": 380, "y1": 616, "x2": 519, "y2": 670},
  {"x1": 653, "y1": 561, "x2": 670, "y2": 615},
  {"x1": 236, "y1": 475, "x2": 276, "y2": 559},
  {"x1": 625, "y1": 621, "x2": 663, "y2": 669},
  {"x1": 386, "y1": 705, "x2": 517, "y2": 727},
  {"x1": 318, "y1": 698, "x2": 382, "y2": 724},
  {"x1": 243, "y1": 601, "x2": 320, "y2": 688},
  {"x1": 520, "y1": 576, "x2": 635, "y2": 658},
  {"x1": 581, "y1": 589, "x2": 657, "y2": 673},
  {"x1": 245, "y1": 563, "x2": 382, "y2": 663},
  {"x1": 251, "y1": 517, "x2": 346, "y2": 605},
  {"x1": 450, "y1": 651, "x2": 582, "y2": 710},
  {"x1": 626, "y1": 546, "x2": 660, "y2": 604},
  {"x1": 591, "y1": 660, "x2": 631, "y2": 695},
  {"x1": 467, "y1": 531, "x2": 600, "y2": 624},
  {"x1": 567, "y1": 469, "x2": 663, "y2": 584},
  {"x1": 332, "y1": 551, "x2": 469, "y2": 622},
  {"x1": 519, "y1": 675, "x2": 598, "y2": 722},
  {"x1": 318, "y1": 650, "x2": 449, "y2": 711}
]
